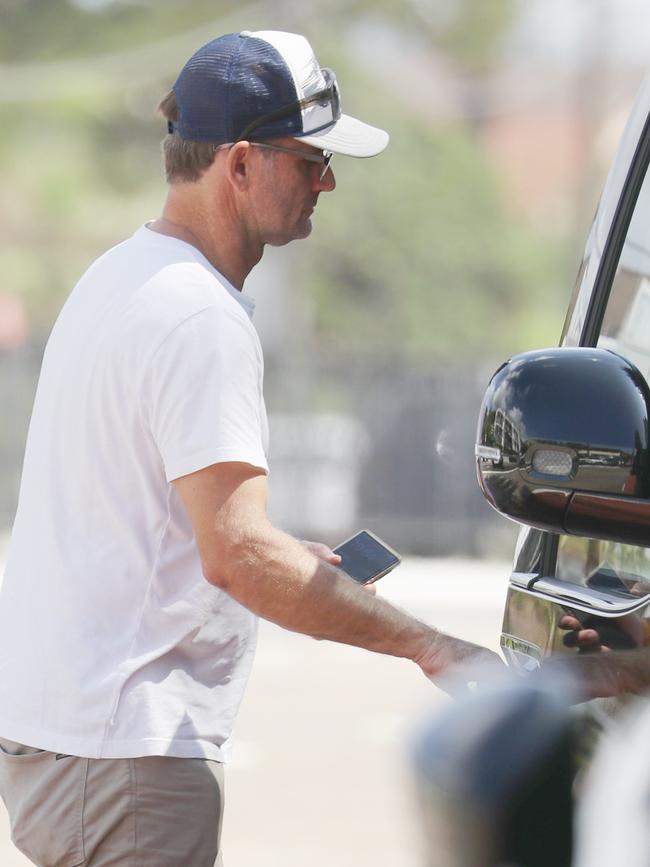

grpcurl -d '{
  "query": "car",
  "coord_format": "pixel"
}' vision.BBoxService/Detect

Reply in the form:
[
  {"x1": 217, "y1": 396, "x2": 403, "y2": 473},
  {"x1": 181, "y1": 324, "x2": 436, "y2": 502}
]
[{"x1": 475, "y1": 65, "x2": 650, "y2": 720}]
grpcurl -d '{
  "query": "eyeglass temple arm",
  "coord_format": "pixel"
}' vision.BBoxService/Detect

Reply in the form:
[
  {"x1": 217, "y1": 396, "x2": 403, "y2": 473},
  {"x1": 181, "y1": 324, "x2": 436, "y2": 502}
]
[{"x1": 235, "y1": 85, "x2": 333, "y2": 143}]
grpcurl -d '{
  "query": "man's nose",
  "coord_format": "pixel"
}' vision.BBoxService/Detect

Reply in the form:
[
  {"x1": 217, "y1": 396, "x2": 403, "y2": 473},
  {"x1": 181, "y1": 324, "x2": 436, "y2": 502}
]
[{"x1": 314, "y1": 166, "x2": 336, "y2": 192}]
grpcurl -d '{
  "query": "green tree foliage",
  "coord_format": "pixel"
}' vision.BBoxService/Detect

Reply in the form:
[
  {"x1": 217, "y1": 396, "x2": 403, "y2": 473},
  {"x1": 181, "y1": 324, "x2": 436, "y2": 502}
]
[
  {"x1": 0, "y1": 0, "x2": 237, "y2": 61},
  {"x1": 297, "y1": 107, "x2": 565, "y2": 360},
  {"x1": 321, "y1": 0, "x2": 516, "y2": 70},
  {"x1": 0, "y1": 0, "x2": 568, "y2": 357},
  {"x1": 436, "y1": 0, "x2": 518, "y2": 71}
]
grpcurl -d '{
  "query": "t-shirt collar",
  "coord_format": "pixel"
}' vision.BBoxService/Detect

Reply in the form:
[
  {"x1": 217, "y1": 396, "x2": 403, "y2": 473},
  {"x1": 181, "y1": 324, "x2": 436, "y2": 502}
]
[{"x1": 139, "y1": 223, "x2": 256, "y2": 319}]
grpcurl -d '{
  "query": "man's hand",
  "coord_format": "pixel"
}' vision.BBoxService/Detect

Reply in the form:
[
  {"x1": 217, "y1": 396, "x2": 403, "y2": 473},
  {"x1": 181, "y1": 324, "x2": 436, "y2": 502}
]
[
  {"x1": 174, "y1": 462, "x2": 495, "y2": 676},
  {"x1": 544, "y1": 649, "x2": 650, "y2": 700},
  {"x1": 415, "y1": 631, "x2": 504, "y2": 693},
  {"x1": 301, "y1": 539, "x2": 376, "y2": 595},
  {"x1": 301, "y1": 540, "x2": 341, "y2": 567},
  {"x1": 558, "y1": 612, "x2": 644, "y2": 653},
  {"x1": 558, "y1": 614, "x2": 605, "y2": 652}
]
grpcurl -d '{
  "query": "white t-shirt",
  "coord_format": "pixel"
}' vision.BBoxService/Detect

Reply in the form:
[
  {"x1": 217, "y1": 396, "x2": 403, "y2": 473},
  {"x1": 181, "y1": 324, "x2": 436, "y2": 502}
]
[{"x1": 0, "y1": 225, "x2": 268, "y2": 761}]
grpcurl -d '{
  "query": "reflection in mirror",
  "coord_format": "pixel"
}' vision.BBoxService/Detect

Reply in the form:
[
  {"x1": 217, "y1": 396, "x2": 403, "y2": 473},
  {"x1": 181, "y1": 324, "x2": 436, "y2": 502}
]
[
  {"x1": 513, "y1": 525, "x2": 545, "y2": 575},
  {"x1": 556, "y1": 535, "x2": 650, "y2": 599},
  {"x1": 559, "y1": 609, "x2": 643, "y2": 652}
]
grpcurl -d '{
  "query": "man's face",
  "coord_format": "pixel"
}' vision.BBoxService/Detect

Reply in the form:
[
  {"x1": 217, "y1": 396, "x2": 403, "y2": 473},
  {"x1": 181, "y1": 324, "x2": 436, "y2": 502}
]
[{"x1": 247, "y1": 138, "x2": 336, "y2": 247}]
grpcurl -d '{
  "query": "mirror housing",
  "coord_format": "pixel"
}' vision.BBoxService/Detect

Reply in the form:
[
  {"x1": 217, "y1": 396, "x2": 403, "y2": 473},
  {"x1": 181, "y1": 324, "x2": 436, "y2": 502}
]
[{"x1": 476, "y1": 347, "x2": 650, "y2": 546}]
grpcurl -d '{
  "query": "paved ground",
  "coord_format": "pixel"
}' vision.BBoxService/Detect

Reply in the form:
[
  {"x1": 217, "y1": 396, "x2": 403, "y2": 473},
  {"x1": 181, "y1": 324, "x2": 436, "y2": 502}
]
[{"x1": 0, "y1": 557, "x2": 510, "y2": 867}]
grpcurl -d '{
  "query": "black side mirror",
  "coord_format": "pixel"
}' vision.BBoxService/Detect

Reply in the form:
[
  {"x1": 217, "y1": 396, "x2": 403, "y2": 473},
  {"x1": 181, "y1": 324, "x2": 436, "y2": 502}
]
[{"x1": 475, "y1": 347, "x2": 650, "y2": 546}]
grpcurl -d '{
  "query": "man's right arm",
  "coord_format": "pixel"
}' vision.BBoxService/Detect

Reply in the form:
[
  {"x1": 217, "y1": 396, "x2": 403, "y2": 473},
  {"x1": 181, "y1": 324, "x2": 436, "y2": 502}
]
[{"x1": 173, "y1": 460, "x2": 502, "y2": 685}]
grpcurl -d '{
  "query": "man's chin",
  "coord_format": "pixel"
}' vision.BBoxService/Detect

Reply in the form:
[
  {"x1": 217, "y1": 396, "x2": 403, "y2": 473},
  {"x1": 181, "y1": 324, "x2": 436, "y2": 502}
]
[
  {"x1": 296, "y1": 218, "x2": 313, "y2": 240},
  {"x1": 268, "y1": 220, "x2": 313, "y2": 247}
]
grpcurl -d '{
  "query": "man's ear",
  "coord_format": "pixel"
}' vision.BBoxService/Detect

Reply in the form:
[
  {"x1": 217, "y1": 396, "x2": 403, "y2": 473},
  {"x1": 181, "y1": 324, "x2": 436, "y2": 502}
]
[{"x1": 224, "y1": 141, "x2": 252, "y2": 190}]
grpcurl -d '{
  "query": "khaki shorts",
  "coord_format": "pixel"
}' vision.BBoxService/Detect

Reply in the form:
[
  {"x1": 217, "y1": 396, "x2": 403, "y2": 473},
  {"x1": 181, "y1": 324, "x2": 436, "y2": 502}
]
[{"x1": 0, "y1": 739, "x2": 224, "y2": 867}]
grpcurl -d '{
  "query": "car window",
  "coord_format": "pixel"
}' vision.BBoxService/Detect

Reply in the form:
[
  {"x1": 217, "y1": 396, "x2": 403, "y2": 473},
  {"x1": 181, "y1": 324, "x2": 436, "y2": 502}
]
[
  {"x1": 555, "y1": 128, "x2": 650, "y2": 599},
  {"x1": 562, "y1": 69, "x2": 650, "y2": 348},
  {"x1": 597, "y1": 167, "x2": 650, "y2": 377}
]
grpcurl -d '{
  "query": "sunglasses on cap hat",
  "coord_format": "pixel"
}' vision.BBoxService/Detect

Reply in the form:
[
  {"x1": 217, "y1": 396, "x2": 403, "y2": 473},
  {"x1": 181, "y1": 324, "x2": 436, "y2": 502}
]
[{"x1": 235, "y1": 68, "x2": 341, "y2": 143}]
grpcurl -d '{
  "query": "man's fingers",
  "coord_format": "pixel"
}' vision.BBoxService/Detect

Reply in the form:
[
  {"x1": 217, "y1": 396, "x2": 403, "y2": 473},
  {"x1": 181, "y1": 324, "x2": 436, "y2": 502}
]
[
  {"x1": 562, "y1": 628, "x2": 601, "y2": 649},
  {"x1": 558, "y1": 615, "x2": 582, "y2": 631},
  {"x1": 419, "y1": 635, "x2": 505, "y2": 690},
  {"x1": 301, "y1": 540, "x2": 342, "y2": 565},
  {"x1": 559, "y1": 613, "x2": 608, "y2": 652}
]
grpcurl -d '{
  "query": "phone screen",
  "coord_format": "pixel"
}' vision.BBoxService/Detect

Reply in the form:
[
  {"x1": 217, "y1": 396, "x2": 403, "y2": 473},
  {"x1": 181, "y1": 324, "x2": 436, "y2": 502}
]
[{"x1": 333, "y1": 530, "x2": 400, "y2": 584}]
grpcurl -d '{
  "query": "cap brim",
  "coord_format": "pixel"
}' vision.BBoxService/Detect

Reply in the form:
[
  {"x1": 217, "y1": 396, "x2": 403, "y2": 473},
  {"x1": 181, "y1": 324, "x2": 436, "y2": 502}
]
[{"x1": 297, "y1": 113, "x2": 389, "y2": 157}]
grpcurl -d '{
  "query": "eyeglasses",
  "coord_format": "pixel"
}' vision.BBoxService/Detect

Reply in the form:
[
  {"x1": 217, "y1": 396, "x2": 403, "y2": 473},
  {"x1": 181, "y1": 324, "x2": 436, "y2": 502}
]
[
  {"x1": 250, "y1": 142, "x2": 334, "y2": 180},
  {"x1": 235, "y1": 68, "x2": 341, "y2": 144}
]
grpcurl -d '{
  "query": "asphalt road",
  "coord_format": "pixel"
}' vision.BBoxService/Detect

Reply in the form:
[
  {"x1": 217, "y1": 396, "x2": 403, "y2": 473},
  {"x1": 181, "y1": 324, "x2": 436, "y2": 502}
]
[{"x1": 0, "y1": 557, "x2": 509, "y2": 867}]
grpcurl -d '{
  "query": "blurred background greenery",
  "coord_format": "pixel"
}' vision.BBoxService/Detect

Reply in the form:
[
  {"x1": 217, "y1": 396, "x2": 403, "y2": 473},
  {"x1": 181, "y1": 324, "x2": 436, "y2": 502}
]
[
  {"x1": 1, "y1": 0, "x2": 645, "y2": 554},
  {"x1": 1, "y1": 0, "x2": 566, "y2": 345}
]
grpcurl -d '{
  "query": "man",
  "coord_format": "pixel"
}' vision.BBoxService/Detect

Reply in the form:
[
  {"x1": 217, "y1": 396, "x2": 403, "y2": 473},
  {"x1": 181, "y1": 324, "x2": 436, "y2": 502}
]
[{"x1": 0, "y1": 30, "x2": 499, "y2": 866}]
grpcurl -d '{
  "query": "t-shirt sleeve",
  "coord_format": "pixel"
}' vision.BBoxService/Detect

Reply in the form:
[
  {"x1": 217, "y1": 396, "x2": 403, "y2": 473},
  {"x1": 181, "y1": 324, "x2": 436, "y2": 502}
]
[{"x1": 143, "y1": 305, "x2": 268, "y2": 482}]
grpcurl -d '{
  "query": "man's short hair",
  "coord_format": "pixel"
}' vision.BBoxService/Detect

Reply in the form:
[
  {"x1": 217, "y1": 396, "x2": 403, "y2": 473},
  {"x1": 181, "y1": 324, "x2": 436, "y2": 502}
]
[{"x1": 158, "y1": 91, "x2": 217, "y2": 184}]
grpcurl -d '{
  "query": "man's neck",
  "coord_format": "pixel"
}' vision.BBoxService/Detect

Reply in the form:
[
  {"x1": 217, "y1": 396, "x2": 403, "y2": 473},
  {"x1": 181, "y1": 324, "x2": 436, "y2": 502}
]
[
  {"x1": 147, "y1": 218, "x2": 205, "y2": 260},
  {"x1": 152, "y1": 192, "x2": 263, "y2": 291}
]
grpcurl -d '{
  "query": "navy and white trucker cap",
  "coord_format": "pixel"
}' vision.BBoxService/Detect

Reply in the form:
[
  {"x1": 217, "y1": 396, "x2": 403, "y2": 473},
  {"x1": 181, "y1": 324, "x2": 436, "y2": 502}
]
[{"x1": 169, "y1": 30, "x2": 389, "y2": 158}]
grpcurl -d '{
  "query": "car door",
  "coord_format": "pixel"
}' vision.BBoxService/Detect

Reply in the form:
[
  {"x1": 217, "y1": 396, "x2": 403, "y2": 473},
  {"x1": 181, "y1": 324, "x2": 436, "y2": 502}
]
[{"x1": 497, "y1": 67, "x2": 650, "y2": 678}]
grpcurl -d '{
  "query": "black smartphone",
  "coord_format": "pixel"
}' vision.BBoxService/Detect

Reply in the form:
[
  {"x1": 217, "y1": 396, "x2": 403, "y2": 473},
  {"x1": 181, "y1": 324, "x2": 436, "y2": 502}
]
[{"x1": 333, "y1": 529, "x2": 401, "y2": 585}]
